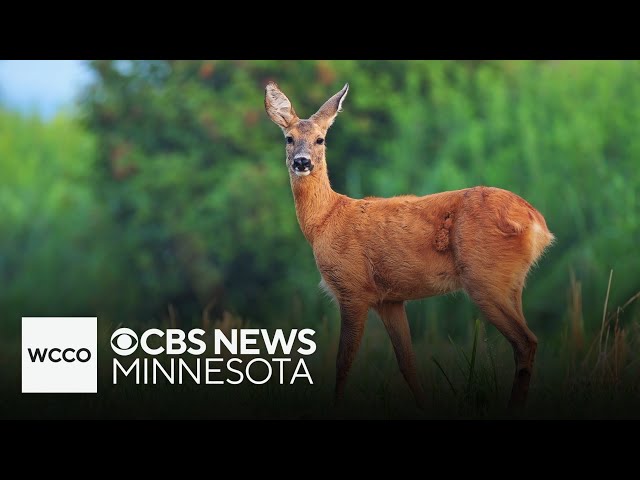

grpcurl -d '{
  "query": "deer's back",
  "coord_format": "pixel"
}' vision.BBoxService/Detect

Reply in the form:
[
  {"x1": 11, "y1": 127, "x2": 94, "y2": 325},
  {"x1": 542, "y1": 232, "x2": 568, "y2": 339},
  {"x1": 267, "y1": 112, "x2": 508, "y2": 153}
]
[{"x1": 313, "y1": 186, "x2": 552, "y2": 305}]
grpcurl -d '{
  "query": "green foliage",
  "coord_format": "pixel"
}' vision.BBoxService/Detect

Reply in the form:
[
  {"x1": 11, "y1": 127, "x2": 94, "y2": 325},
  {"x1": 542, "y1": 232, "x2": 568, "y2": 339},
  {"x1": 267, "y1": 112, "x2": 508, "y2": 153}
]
[
  {"x1": 1, "y1": 60, "x2": 638, "y2": 335},
  {"x1": 82, "y1": 60, "x2": 640, "y2": 330},
  {"x1": 0, "y1": 111, "x2": 133, "y2": 335},
  {"x1": 82, "y1": 61, "x2": 322, "y2": 323}
]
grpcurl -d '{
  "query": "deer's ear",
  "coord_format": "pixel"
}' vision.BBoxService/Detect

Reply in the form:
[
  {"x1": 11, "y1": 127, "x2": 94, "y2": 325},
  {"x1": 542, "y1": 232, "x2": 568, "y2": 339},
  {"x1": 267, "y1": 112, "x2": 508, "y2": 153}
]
[
  {"x1": 311, "y1": 83, "x2": 349, "y2": 131},
  {"x1": 265, "y1": 82, "x2": 298, "y2": 129}
]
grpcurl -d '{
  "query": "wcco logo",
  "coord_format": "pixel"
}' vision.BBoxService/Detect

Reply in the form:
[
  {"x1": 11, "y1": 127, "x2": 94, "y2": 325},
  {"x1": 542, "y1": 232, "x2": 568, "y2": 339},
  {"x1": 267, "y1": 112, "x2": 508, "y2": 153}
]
[
  {"x1": 27, "y1": 347, "x2": 92, "y2": 363},
  {"x1": 22, "y1": 317, "x2": 97, "y2": 393}
]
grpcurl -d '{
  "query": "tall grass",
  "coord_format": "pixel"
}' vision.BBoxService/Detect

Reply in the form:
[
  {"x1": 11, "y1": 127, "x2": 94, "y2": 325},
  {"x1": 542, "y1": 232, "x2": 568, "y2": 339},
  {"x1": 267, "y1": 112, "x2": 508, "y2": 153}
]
[{"x1": 2, "y1": 273, "x2": 638, "y2": 419}]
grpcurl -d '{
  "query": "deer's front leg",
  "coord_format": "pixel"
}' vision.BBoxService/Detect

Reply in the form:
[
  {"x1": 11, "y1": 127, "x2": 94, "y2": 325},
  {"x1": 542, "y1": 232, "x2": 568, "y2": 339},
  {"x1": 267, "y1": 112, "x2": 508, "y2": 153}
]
[
  {"x1": 375, "y1": 301, "x2": 427, "y2": 409},
  {"x1": 335, "y1": 303, "x2": 368, "y2": 403}
]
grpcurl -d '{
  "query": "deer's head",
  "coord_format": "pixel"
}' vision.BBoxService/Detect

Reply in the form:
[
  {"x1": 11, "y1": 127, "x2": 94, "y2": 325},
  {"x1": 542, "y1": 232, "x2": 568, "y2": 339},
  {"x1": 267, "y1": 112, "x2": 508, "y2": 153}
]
[{"x1": 265, "y1": 82, "x2": 349, "y2": 178}]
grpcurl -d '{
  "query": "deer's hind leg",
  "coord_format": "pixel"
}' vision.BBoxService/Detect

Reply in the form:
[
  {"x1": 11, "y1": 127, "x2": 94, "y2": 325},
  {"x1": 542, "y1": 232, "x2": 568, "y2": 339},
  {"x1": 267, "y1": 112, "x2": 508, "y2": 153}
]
[
  {"x1": 459, "y1": 248, "x2": 538, "y2": 408},
  {"x1": 453, "y1": 191, "x2": 543, "y2": 408},
  {"x1": 456, "y1": 236, "x2": 538, "y2": 409},
  {"x1": 466, "y1": 282, "x2": 537, "y2": 408}
]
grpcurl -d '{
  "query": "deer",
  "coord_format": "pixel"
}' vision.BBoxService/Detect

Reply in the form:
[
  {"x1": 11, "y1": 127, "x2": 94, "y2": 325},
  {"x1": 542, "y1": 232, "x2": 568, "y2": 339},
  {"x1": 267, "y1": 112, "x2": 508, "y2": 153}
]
[{"x1": 264, "y1": 81, "x2": 554, "y2": 409}]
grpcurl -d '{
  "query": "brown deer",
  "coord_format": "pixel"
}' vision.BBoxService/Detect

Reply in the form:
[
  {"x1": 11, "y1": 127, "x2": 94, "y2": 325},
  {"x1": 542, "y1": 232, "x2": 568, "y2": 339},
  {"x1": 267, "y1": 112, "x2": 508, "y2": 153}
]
[{"x1": 264, "y1": 81, "x2": 554, "y2": 408}]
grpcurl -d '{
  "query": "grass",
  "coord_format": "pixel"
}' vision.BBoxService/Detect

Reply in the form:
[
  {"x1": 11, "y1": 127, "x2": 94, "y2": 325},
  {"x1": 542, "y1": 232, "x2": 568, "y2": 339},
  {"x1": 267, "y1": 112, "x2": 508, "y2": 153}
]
[{"x1": 1, "y1": 272, "x2": 639, "y2": 420}]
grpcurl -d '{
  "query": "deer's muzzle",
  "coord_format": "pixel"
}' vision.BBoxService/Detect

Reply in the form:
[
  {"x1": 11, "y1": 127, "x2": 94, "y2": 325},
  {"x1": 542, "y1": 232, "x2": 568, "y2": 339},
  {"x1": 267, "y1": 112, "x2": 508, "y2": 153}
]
[{"x1": 292, "y1": 156, "x2": 313, "y2": 176}]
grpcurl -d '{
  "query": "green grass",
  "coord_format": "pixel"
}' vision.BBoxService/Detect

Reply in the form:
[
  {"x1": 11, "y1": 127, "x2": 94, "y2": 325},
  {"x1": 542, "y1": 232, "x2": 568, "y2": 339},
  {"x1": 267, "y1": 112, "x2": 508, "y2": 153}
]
[{"x1": 3, "y1": 274, "x2": 639, "y2": 420}]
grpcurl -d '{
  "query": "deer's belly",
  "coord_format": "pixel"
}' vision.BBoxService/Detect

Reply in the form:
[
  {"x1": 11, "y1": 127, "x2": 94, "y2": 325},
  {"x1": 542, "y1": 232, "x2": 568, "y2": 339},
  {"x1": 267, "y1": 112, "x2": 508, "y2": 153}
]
[
  {"x1": 368, "y1": 249, "x2": 462, "y2": 302},
  {"x1": 373, "y1": 266, "x2": 462, "y2": 301}
]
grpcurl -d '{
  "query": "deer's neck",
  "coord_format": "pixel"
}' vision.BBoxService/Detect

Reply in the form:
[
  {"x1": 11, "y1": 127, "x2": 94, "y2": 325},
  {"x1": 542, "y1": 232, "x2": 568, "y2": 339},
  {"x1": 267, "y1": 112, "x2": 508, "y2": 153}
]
[{"x1": 291, "y1": 168, "x2": 342, "y2": 244}]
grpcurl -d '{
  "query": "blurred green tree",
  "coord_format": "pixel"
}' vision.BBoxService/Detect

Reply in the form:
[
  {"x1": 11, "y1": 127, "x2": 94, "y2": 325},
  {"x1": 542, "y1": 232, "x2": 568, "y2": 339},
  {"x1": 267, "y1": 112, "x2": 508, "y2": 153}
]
[{"x1": 0, "y1": 111, "x2": 132, "y2": 336}]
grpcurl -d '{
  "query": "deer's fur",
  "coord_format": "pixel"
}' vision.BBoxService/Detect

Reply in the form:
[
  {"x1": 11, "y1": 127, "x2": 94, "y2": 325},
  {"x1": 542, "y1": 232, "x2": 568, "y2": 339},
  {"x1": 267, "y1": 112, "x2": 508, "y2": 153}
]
[{"x1": 265, "y1": 81, "x2": 554, "y2": 409}]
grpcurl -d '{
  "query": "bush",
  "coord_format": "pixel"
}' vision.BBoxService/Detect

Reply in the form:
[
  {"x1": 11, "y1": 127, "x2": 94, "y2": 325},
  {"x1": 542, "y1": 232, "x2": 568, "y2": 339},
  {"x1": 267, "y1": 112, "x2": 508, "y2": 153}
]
[{"x1": 0, "y1": 111, "x2": 132, "y2": 335}]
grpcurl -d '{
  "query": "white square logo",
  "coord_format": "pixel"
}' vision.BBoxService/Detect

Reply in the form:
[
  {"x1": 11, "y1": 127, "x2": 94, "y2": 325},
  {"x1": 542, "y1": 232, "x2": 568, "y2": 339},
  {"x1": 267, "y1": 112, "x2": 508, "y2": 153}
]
[{"x1": 22, "y1": 317, "x2": 98, "y2": 393}]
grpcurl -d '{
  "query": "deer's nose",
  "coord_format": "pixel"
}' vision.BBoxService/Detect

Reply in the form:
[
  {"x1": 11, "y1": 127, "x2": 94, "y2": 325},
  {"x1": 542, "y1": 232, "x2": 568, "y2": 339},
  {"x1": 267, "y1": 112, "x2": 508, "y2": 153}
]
[{"x1": 293, "y1": 157, "x2": 312, "y2": 171}]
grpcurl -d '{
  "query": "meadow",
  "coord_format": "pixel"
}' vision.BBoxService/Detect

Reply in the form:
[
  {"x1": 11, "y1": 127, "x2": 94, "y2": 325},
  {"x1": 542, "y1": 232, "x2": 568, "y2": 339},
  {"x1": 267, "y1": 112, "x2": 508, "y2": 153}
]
[
  {"x1": 1, "y1": 60, "x2": 639, "y2": 419},
  {"x1": 3, "y1": 270, "x2": 639, "y2": 420}
]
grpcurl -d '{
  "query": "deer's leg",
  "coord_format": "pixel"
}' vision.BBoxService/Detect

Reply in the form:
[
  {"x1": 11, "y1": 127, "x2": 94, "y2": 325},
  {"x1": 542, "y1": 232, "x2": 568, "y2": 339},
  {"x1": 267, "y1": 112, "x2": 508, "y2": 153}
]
[
  {"x1": 466, "y1": 283, "x2": 537, "y2": 409},
  {"x1": 375, "y1": 301, "x2": 426, "y2": 409},
  {"x1": 335, "y1": 303, "x2": 368, "y2": 403}
]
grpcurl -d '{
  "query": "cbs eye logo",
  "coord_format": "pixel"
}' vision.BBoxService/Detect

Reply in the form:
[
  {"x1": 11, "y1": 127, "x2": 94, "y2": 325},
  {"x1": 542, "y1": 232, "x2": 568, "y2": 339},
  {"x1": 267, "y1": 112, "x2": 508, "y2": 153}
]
[{"x1": 110, "y1": 328, "x2": 138, "y2": 356}]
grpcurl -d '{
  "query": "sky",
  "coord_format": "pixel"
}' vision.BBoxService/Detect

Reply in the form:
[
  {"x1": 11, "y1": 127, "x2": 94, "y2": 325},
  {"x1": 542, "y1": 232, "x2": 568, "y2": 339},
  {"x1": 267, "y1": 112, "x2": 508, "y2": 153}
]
[{"x1": 0, "y1": 60, "x2": 93, "y2": 119}]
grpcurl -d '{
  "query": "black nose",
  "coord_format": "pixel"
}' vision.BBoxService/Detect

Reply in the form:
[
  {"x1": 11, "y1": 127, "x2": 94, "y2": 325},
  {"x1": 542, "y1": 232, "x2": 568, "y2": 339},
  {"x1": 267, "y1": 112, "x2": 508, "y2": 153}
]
[{"x1": 293, "y1": 157, "x2": 312, "y2": 171}]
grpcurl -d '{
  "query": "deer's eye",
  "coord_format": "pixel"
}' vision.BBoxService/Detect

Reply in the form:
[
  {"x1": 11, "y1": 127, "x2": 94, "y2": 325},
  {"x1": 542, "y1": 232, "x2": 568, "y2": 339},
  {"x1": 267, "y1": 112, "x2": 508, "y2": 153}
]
[
  {"x1": 316, "y1": 138, "x2": 324, "y2": 145},
  {"x1": 286, "y1": 136, "x2": 294, "y2": 144}
]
